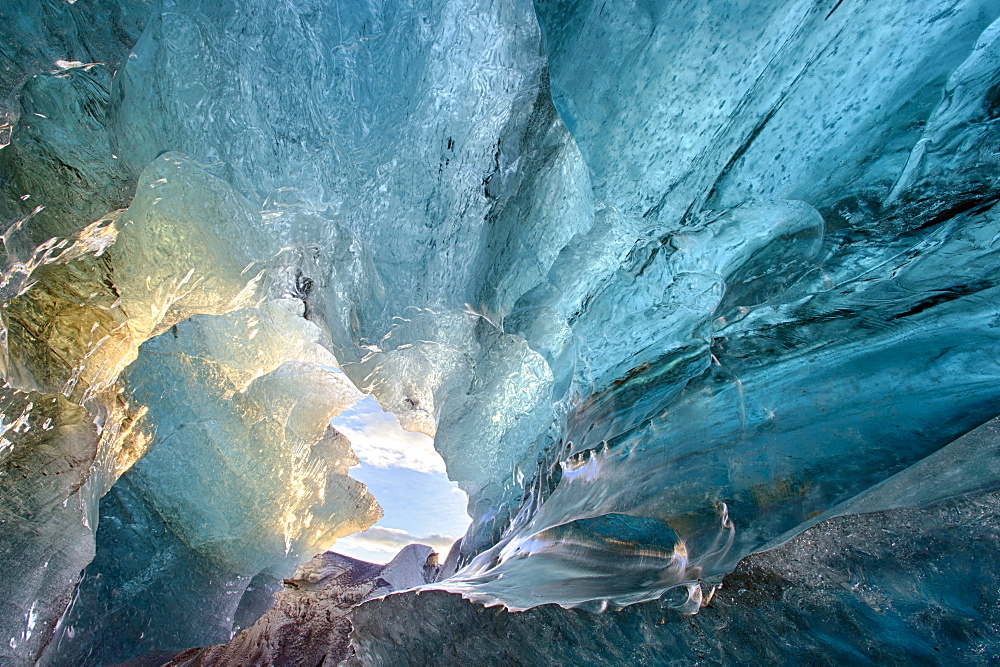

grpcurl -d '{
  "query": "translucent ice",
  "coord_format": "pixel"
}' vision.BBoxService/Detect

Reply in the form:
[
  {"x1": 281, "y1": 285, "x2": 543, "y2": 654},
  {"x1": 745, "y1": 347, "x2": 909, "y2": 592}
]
[{"x1": 1, "y1": 0, "x2": 999, "y2": 663}]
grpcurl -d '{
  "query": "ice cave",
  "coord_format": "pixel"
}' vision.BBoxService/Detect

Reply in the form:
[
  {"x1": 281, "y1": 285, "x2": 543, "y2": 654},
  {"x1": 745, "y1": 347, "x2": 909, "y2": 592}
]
[{"x1": 1, "y1": 0, "x2": 999, "y2": 664}]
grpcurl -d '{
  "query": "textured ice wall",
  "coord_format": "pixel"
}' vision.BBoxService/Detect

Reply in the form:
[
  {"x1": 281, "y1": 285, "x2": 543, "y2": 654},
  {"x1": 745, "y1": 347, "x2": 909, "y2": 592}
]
[
  {"x1": 1, "y1": 3, "x2": 382, "y2": 662},
  {"x1": 0, "y1": 0, "x2": 999, "y2": 662},
  {"x1": 430, "y1": 0, "x2": 1000, "y2": 609},
  {"x1": 0, "y1": 0, "x2": 555, "y2": 661}
]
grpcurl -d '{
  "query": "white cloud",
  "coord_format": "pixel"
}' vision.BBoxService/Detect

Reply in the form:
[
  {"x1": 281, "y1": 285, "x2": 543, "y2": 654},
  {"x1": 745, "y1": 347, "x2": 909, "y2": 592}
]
[
  {"x1": 331, "y1": 398, "x2": 446, "y2": 473},
  {"x1": 335, "y1": 525, "x2": 457, "y2": 556}
]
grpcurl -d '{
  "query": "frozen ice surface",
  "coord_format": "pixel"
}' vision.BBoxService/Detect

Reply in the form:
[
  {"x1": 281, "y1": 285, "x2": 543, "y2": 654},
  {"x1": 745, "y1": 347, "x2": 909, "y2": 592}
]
[
  {"x1": 0, "y1": 0, "x2": 998, "y2": 663},
  {"x1": 0, "y1": 387, "x2": 100, "y2": 663}
]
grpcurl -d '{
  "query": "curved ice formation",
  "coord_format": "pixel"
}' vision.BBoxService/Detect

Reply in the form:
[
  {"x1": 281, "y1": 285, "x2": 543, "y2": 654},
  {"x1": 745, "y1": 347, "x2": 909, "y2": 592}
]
[{"x1": 0, "y1": 0, "x2": 999, "y2": 663}]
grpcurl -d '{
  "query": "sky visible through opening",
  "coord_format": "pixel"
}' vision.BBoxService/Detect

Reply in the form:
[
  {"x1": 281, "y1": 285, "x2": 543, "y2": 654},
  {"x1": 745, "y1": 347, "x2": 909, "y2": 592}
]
[{"x1": 329, "y1": 396, "x2": 471, "y2": 564}]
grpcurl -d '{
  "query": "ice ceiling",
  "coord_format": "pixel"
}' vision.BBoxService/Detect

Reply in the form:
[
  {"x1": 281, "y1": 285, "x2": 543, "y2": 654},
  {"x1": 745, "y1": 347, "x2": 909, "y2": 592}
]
[{"x1": 1, "y1": 0, "x2": 999, "y2": 664}]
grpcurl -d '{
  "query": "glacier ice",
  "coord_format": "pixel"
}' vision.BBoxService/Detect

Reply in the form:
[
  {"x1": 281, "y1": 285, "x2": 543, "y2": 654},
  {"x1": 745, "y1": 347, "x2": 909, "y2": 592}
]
[{"x1": 0, "y1": 0, "x2": 998, "y2": 664}]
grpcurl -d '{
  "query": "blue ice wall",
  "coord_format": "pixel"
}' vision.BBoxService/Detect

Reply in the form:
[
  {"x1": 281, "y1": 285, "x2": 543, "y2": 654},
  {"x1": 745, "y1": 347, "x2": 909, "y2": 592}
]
[
  {"x1": 0, "y1": 0, "x2": 998, "y2": 663},
  {"x1": 436, "y1": 0, "x2": 1000, "y2": 609}
]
